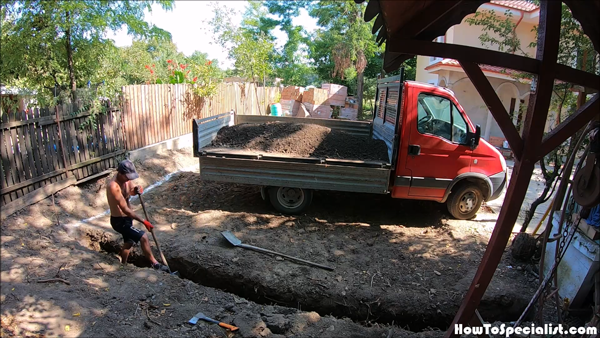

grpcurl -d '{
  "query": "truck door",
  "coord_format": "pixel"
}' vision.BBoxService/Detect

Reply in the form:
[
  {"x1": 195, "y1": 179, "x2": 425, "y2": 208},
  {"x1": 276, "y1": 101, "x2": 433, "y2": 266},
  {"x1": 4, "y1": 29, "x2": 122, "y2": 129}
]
[{"x1": 404, "y1": 89, "x2": 472, "y2": 198}]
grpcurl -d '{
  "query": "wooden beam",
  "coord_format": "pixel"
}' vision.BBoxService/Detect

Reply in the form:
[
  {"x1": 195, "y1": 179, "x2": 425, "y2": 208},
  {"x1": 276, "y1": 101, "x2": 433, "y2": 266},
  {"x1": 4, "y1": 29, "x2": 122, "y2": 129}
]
[
  {"x1": 520, "y1": 0, "x2": 562, "y2": 153},
  {"x1": 446, "y1": 1, "x2": 563, "y2": 336},
  {"x1": 394, "y1": 1, "x2": 464, "y2": 40},
  {"x1": 538, "y1": 94, "x2": 599, "y2": 160},
  {"x1": 0, "y1": 116, "x2": 54, "y2": 129},
  {"x1": 385, "y1": 39, "x2": 540, "y2": 75},
  {"x1": 74, "y1": 168, "x2": 113, "y2": 185},
  {"x1": 459, "y1": 61, "x2": 524, "y2": 160},
  {"x1": 554, "y1": 64, "x2": 600, "y2": 91}
]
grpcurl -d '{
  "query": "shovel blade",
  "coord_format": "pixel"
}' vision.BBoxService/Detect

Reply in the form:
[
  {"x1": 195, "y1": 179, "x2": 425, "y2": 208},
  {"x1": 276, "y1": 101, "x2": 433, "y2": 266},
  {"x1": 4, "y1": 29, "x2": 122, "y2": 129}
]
[{"x1": 221, "y1": 231, "x2": 242, "y2": 246}]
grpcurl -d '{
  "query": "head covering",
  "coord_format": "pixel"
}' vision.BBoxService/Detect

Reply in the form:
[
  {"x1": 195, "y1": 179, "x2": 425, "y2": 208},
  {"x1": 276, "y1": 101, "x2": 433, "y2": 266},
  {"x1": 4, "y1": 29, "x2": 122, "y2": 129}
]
[{"x1": 117, "y1": 160, "x2": 139, "y2": 180}]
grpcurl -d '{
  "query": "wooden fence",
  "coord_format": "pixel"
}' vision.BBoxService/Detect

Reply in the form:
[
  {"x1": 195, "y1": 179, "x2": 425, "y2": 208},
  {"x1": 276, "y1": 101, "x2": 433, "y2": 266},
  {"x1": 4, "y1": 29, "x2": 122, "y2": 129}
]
[
  {"x1": 121, "y1": 83, "x2": 281, "y2": 149},
  {"x1": 1, "y1": 82, "x2": 281, "y2": 217},
  {"x1": 0, "y1": 105, "x2": 125, "y2": 215}
]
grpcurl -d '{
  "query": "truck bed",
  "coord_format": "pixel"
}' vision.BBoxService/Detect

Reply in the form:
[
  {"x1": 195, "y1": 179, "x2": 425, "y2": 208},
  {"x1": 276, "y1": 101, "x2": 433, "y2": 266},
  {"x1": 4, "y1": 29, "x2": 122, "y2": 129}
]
[{"x1": 193, "y1": 113, "x2": 392, "y2": 194}]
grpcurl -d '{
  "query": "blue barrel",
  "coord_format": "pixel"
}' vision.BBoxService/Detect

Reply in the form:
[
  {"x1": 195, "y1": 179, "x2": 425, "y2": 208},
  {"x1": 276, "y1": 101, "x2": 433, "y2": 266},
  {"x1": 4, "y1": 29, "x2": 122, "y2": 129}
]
[{"x1": 270, "y1": 103, "x2": 282, "y2": 116}]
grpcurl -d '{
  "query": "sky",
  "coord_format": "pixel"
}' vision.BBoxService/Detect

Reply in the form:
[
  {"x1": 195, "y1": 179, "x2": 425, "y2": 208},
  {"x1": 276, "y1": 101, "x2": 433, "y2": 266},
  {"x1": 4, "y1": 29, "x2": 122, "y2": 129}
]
[{"x1": 106, "y1": 1, "x2": 319, "y2": 69}]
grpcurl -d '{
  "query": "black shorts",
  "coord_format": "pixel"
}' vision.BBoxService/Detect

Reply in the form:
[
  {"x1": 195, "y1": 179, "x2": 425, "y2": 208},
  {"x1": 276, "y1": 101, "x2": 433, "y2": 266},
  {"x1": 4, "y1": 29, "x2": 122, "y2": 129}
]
[{"x1": 110, "y1": 217, "x2": 144, "y2": 245}]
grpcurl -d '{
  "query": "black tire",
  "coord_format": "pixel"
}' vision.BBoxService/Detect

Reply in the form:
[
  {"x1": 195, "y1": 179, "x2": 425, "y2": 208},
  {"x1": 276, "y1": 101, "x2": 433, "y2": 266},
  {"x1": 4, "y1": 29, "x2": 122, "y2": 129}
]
[
  {"x1": 447, "y1": 184, "x2": 483, "y2": 220},
  {"x1": 268, "y1": 187, "x2": 312, "y2": 214}
]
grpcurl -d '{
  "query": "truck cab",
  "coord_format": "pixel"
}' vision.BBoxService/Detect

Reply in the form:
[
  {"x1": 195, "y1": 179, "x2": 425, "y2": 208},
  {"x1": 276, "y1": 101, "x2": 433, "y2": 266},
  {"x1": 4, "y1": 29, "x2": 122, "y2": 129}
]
[{"x1": 374, "y1": 75, "x2": 507, "y2": 219}]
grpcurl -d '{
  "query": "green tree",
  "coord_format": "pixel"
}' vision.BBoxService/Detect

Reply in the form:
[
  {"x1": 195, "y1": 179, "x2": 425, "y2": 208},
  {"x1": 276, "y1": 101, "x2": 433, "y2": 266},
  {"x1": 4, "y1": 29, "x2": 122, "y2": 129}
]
[
  {"x1": 1, "y1": 0, "x2": 173, "y2": 107},
  {"x1": 262, "y1": 1, "x2": 317, "y2": 86},
  {"x1": 467, "y1": 2, "x2": 599, "y2": 232},
  {"x1": 209, "y1": 2, "x2": 275, "y2": 85}
]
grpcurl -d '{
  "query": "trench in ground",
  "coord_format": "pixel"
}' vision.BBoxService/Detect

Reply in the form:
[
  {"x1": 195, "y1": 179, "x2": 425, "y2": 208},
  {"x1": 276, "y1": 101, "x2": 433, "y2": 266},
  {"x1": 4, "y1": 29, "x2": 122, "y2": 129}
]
[{"x1": 90, "y1": 233, "x2": 529, "y2": 332}]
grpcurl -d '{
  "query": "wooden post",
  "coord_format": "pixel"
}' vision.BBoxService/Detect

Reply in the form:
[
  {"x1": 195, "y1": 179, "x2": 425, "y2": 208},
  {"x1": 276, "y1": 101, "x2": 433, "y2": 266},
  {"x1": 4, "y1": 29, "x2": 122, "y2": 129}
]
[{"x1": 445, "y1": 1, "x2": 562, "y2": 335}]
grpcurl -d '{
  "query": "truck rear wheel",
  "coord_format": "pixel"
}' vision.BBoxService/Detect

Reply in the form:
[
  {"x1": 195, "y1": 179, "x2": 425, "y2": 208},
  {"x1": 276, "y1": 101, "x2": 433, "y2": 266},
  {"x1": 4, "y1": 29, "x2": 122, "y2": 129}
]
[
  {"x1": 269, "y1": 187, "x2": 312, "y2": 214},
  {"x1": 447, "y1": 184, "x2": 483, "y2": 220}
]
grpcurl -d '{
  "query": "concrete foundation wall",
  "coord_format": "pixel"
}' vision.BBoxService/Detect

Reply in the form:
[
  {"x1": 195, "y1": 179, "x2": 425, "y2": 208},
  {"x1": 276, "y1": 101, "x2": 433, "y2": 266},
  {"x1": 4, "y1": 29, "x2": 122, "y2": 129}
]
[{"x1": 129, "y1": 133, "x2": 193, "y2": 161}]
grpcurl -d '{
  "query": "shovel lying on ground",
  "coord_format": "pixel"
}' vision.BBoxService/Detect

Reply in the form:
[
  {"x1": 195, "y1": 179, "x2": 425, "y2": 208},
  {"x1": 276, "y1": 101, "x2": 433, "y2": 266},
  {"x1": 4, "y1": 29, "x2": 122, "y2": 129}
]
[
  {"x1": 188, "y1": 312, "x2": 239, "y2": 331},
  {"x1": 221, "y1": 231, "x2": 334, "y2": 271},
  {"x1": 138, "y1": 193, "x2": 179, "y2": 276}
]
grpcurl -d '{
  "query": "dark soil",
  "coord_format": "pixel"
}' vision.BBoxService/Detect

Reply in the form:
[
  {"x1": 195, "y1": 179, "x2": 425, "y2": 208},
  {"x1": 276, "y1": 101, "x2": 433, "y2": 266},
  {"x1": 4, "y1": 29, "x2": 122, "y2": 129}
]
[{"x1": 210, "y1": 122, "x2": 389, "y2": 162}]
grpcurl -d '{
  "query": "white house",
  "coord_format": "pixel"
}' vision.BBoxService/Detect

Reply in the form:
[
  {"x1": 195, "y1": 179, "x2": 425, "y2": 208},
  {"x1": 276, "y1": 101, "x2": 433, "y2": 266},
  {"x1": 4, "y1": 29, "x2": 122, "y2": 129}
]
[{"x1": 415, "y1": 0, "x2": 542, "y2": 147}]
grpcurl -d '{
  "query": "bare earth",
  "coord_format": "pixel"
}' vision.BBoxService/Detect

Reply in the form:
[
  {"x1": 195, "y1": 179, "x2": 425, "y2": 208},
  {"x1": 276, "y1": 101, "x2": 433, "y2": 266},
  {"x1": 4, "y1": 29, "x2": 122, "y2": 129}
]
[{"x1": 1, "y1": 148, "x2": 540, "y2": 338}]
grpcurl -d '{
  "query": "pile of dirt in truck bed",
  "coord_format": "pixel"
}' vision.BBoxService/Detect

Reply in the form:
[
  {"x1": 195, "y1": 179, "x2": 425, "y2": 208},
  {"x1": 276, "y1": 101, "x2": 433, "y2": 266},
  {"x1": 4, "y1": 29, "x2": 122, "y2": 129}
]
[{"x1": 210, "y1": 122, "x2": 389, "y2": 162}]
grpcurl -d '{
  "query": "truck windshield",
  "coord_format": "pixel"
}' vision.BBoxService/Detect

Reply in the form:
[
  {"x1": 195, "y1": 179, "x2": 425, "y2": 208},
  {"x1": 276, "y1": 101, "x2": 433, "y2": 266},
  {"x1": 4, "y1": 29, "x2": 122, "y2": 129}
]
[{"x1": 417, "y1": 93, "x2": 469, "y2": 144}]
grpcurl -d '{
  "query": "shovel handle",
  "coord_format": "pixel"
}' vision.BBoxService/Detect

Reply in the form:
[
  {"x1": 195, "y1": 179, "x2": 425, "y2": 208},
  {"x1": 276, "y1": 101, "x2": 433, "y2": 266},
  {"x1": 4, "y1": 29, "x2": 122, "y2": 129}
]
[
  {"x1": 138, "y1": 194, "x2": 170, "y2": 271},
  {"x1": 218, "y1": 322, "x2": 239, "y2": 331},
  {"x1": 239, "y1": 244, "x2": 334, "y2": 271}
]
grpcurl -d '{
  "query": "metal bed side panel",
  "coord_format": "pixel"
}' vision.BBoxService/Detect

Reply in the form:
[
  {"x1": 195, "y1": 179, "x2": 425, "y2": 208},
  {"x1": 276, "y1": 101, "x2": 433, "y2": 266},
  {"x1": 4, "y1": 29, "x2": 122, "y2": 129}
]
[{"x1": 199, "y1": 156, "x2": 390, "y2": 194}]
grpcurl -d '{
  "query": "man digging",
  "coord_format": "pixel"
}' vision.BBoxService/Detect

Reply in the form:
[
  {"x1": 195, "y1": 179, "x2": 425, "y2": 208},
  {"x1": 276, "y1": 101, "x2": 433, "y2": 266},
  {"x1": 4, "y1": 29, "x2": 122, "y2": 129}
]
[{"x1": 106, "y1": 159, "x2": 169, "y2": 272}]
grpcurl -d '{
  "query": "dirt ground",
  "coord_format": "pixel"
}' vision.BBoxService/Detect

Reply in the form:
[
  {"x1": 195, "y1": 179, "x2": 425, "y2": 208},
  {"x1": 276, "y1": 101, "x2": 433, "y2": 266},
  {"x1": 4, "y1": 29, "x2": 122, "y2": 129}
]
[
  {"x1": 210, "y1": 123, "x2": 389, "y2": 162},
  {"x1": 1, "y1": 147, "x2": 543, "y2": 337}
]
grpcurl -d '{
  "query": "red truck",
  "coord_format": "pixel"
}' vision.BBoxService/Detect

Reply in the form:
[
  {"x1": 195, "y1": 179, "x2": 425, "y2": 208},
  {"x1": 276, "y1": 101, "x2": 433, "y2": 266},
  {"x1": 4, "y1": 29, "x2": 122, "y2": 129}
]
[{"x1": 193, "y1": 74, "x2": 507, "y2": 219}]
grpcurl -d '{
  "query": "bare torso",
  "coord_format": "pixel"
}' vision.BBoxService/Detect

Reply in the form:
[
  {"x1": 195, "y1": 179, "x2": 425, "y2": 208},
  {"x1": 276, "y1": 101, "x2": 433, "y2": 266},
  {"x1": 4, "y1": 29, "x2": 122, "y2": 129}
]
[{"x1": 106, "y1": 175, "x2": 133, "y2": 217}]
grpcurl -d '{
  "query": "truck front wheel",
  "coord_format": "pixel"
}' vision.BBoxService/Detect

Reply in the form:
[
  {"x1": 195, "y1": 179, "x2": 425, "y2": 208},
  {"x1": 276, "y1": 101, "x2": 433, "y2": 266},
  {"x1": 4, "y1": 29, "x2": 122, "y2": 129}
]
[
  {"x1": 447, "y1": 184, "x2": 483, "y2": 220},
  {"x1": 269, "y1": 187, "x2": 312, "y2": 214}
]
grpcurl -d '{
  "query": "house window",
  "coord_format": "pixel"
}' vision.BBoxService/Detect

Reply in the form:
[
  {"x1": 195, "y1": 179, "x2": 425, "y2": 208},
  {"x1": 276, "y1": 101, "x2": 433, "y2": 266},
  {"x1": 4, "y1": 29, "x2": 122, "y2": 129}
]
[
  {"x1": 429, "y1": 36, "x2": 446, "y2": 64},
  {"x1": 417, "y1": 93, "x2": 469, "y2": 144}
]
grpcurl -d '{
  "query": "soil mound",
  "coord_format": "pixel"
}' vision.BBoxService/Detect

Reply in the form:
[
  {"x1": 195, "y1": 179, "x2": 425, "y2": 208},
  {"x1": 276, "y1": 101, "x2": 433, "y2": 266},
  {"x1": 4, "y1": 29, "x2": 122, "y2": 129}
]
[{"x1": 210, "y1": 122, "x2": 389, "y2": 162}]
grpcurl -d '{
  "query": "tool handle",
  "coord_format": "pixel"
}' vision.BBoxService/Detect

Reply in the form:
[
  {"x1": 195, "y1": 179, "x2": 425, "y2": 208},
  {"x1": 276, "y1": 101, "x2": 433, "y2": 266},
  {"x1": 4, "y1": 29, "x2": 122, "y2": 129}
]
[
  {"x1": 240, "y1": 244, "x2": 334, "y2": 271},
  {"x1": 218, "y1": 322, "x2": 239, "y2": 331},
  {"x1": 138, "y1": 195, "x2": 170, "y2": 271}
]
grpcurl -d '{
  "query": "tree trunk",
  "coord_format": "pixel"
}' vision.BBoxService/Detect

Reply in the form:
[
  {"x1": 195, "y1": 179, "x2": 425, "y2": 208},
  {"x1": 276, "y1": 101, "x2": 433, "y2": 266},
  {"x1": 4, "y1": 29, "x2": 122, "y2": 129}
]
[
  {"x1": 357, "y1": 71, "x2": 364, "y2": 117},
  {"x1": 520, "y1": 163, "x2": 557, "y2": 232},
  {"x1": 65, "y1": 11, "x2": 77, "y2": 104}
]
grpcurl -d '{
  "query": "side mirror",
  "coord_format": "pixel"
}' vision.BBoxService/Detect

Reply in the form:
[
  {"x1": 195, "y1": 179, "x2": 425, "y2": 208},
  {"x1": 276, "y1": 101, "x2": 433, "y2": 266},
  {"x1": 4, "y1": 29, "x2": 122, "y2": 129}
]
[{"x1": 470, "y1": 125, "x2": 481, "y2": 150}]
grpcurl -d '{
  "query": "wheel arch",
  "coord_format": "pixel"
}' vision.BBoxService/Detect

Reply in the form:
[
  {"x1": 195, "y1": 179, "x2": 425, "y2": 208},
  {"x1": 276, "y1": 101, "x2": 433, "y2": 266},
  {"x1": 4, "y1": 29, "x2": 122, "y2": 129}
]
[{"x1": 441, "y1": 173, "x2": 492, "y2": 203}]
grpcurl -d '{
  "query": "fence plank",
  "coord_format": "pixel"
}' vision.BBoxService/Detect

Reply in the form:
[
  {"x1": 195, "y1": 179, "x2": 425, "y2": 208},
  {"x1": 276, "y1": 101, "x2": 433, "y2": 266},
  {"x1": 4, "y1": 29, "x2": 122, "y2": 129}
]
[
  {"x1": 35, "y1": 108, "x2": 51, "y2": 178},
  {"x1": 151, "y1": 85, "x2": 157, "y2": 143},
  {"x1": 1, "y1": 125, "x2": 18, "y2": 201},
  {"x1": 45, "y1": 110, "x2": 60, "y2": 177},
  {"x1": 96, "y1": 114, "x2": 106, "y2": 172},
  {"x1": 72, "y1": 112, "x2": 88, "y2": 179},
  {"x1": 143, "y1": 84, "x2": 150, "y2": 147},
  {"x1": 138, "y1": 84, "x2": 146, "y2": 148},
  {"x1": 157, "y1": 84, "x2": 162, "y2": 142},
  {"x1": 121, "y1": 87, "x2": 129, "y2": 150},
  {"x1": 128, "y1": 85, "x2": 136, "y2": 149},
  {"x1": 33, "y1": 109, "x2": 51, "y2": 181},
  {"x1": 26, "y1": 110, "x2": 44, "y2": 189},
  {"x1": 175, "y1": 84, "x2": 180, "y2": 137},
  {"x1": 155, "y1": 84, "x2": 162, "y2": 143},
  {"x1": 159, "y1": 84, "x2": 165, "y2": 142},
  {"x1": 20, "y1": 111, "x2": 36, "y2": 190},
  {"x1": 89, "y1": 116, "x2": 101, "y2": 174},
  {"x1": 169, "y1": 85, "x2": 177, "y2": 138},
  {"x1": 144, "y1": 84, "x2": 152, "y2": 146},
  {"x1": 61, "y1": 105, "x2": 75, "y2": 169},
  {"x1": 0, "y1": 114, "x2": 11, "y2": 191},
  {"x1": 10, "y1": 121, "x2": 27, "y2": 194},
  {"x1": 115, "y1": 110, "x2": 123, "y2": 153}
]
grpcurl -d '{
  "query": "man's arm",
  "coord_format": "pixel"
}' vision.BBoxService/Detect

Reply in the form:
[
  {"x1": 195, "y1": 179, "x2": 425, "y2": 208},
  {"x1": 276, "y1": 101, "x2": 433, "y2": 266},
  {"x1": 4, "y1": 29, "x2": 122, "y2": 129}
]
[{"x1": 109, "y1": 183, "x2": 144, "y2": 223}]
